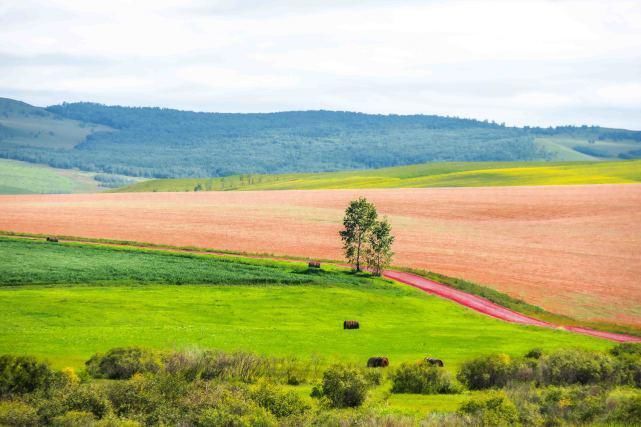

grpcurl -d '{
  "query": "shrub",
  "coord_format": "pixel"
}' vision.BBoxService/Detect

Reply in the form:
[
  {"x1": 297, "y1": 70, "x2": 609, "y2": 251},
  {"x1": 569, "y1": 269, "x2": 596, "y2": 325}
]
[
  {"x1": 458, "y1": 391, "x2": 520, "y2": 426},
  {"x1": 190, "y1": 385, "x2": 277, "y2": 427},
  {"x1": 509, "y1": 359, "x2": 537, "y2": 384},
  {"x1": 525, "y1": 348, "x2": 543, "y2": 359},
  {"x1": 0, "y1": 400, "x2": 39, "y2": 426},
  {"x1": 93, "y1": 416, "x2": 142, "y2": 427},
  {"x1": 60, "y1": 368, "x2": 80, "y2": 386},
  {"x1": 51, "y1": 410, "x2": 96, "y2": 426},
  {"x1": 537, "y1": 386, "x2": 607, "y2": 425},
  {"x1": 617, "y1": 359, "x2": 641, "y2": 388},
  {"x1": 0, "y1": 355, "x2": 54, "y2": 397},
  {"x1": 313, "y1": 409, "x2": 418, "y2": 427},
  {"x1": 538, "y1": 349, "x2": 617, "y2": 386},
  {"x1": 65, "y1": 384, "x2": 111, "y2": 419},
  {"x1": 164, "y1": 350, "x2": 269, "y2": 383},
  {"x1": 610, "y1": 344, "x2": 641, "y2": 387},
  {"x1": 363, "y1": 368, "x2": 383, "y2": 386},
  {"x1": 457, "y1": 354, "x2": 514, "y2": 390},
  {"x1": 251, "y1": 382, "x2": 310, "y2": 418},
  {"x1": 390, "y1": 362, "x2": 458, "y2": 394},
  {"x1": 607, "y1": 393, "x2": 641, "y2": 425},
  {"x1": 610, "y1": 342, "x2": 641, "y2": 358},
  {"x1": 196, "y1": 407, "x2": 276, "y2": 427},
  {"x1": 277, "y1": 356, "x2": 307, "y2": 385},
  {"x1": 86, "y1": 347, "x2": 160, "y2": 380},
  {"x1": 316, "y1": 365, "x2": 369, "y2": 408}
]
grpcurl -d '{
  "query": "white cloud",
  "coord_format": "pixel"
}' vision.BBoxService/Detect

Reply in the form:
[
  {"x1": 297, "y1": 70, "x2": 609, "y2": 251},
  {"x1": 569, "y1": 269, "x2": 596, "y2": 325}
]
[{"x1": 0, "y1": 0, "x2": 640, "y2": 128}]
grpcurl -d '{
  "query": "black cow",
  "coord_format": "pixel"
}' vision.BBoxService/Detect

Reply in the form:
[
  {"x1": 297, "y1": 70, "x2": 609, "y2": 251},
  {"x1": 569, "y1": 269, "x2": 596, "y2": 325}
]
[
  {"x1": 367, "y1": 357, "x2": 389, "y2": 368},
  {"x1": 425, "y1": 358, "x2": 444, "y2": 367}
]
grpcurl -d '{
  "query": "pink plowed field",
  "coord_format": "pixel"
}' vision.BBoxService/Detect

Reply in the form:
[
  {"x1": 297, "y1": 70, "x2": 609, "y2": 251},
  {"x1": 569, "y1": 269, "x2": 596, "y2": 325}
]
[{"x1": 1, "y1": 184, "x2": 640, "y2": 326}]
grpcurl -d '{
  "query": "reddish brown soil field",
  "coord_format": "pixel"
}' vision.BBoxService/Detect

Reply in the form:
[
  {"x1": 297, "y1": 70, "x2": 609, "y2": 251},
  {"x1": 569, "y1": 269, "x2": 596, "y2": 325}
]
[{"x1": 1, "y1": 184, "x2": 640, "y2": 326}]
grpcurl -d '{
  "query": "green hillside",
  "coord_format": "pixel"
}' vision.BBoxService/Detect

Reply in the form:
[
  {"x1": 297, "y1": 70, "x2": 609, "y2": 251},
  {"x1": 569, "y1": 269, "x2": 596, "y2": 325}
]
[
  {"x1": 0, "y1": 237, "x2": 608, "y2": 369},
  {"x1": 0, "y1": 98, "x2": 112, "y2": 149},
  {"x1": 0, "y1": 158, "x2": 102, "y2": 194},
  {"x1": 0, "y1": 158, "x2": 143, "y2": 194},
  {"x1": 116, "y1": 159, "x2": 641, "y2": 192},
  {"x1": 2, "y1": 98, "x2": 641, "y2": 180}
]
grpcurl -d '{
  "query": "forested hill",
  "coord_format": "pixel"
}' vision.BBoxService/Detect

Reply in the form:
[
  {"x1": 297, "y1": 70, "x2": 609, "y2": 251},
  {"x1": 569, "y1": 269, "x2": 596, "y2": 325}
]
[{"x1": 1, "y1": 98, "x2": 640, "y2": 178}]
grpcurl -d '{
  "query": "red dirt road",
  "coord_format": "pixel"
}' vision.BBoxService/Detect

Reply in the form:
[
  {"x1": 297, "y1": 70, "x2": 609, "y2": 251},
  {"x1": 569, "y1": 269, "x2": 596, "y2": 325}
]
[{"x1": 384, "y1": 271, "x2": 641, "y2": 343}]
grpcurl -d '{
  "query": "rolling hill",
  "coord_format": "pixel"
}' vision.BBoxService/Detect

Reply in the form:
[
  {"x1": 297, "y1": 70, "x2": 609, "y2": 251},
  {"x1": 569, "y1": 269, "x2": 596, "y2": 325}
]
[
  {"x1": 116, "y1": 159, "x2": 641, "y2": 192},
  {"x1": 0, "y1": 159, "x2": 101, "y2": 194},
  {"x1": 1, "y1": 97, "x2": 640, "y2": 182},
  {"x1": 0, "y1": 158, "x2": 143, "y2": 194},
  {"x1": 0, "y1": 97, "x2": 112, "y2": 149}
]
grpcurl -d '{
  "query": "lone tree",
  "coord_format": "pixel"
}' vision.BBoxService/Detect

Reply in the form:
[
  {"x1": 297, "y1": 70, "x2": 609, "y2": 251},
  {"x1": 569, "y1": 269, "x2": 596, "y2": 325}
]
[
  {"x1": 339, "y1": 197, "x2": 378, "y2": 272},
  {"x1": 340, "y1": 198, "x2": 394, "y2": 275},
  {"x1": 365, "y1": 217, "x2": 394, "y2": 276}
]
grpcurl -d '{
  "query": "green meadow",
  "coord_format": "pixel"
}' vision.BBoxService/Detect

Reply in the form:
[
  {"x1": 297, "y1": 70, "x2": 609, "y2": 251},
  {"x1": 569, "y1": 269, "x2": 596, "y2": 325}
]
[
  {"x1": 116, "y1": 159, "x2": 641, "y2": 192},
  {"x1": 0, "y1": 158, "x2": 101, "y2": 194},
  {"x1": 0, "y1": 237, "x2": 610, "y2": 370}
]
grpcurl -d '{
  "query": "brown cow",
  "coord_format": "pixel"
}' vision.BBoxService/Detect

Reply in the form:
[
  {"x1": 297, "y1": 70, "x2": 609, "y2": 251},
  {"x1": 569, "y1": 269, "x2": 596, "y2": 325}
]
[
  {"x1": 46, "y1": 237, "x2": 59, "y2": 243},
  {"x1": 343, "y1": 320, "x2": 360, "y2": 330},
  {"x1": 308, "y1": 261, "x2": 321, "y2": 269},
  {"x1": 367, "y1": 357, "x2": 389, "y2": 368}
]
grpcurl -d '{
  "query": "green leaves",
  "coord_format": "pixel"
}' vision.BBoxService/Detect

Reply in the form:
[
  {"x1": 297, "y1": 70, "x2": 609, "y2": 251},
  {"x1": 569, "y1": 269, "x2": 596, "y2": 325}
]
[
  {"x1": 339, "y1": 197, "x2": 378, "y2": 272},
  {"x1": 339, "y1": 198, "x2": 394, "y2": 275},
  {"x1": 365, "y1": 217, "x2": 394, "y2": 276}
]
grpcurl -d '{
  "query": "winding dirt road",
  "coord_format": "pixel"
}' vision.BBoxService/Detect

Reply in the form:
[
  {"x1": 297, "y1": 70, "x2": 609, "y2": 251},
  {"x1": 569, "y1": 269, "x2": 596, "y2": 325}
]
[{"x1": 384, "y1": 270, "x2": 641, "y2": 343}]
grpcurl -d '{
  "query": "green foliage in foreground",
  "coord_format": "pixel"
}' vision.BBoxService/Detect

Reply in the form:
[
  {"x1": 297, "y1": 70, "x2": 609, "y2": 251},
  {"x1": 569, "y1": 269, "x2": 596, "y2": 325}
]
[
  {"x1": 116, "y1": 159, "x2": 641, "y2": 192},
  {"x1": 0, "y1": 237, "x2": 610, "y2": 369},
  {"x1": 1, "y1": 345, "x2": 640, "y2": 426}
]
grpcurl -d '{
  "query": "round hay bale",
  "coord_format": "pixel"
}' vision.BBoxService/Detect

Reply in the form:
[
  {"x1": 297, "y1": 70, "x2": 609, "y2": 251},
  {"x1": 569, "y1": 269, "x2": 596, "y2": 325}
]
[{"x1": 343, "y1": 320, "x2": 360, "y2": 329}]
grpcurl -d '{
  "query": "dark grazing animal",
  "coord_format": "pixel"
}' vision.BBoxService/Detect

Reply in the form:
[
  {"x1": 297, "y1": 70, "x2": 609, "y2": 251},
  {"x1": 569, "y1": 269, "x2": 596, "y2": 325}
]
[
  {"x1": 425, "y1": 358, "x2": 444, "y2": 367},
  {"x1": 308, "y1": 261, "x2": 321, "y2": 269},
  {"x1": 46, "y1": 237, "x2": 59, "y2": 243},
  {"x1": 343, "y1": 320, "x2": 360, "y2": 330},
  {"x1": 367, "y1": 357, "x2": 389, "y2": 368}
]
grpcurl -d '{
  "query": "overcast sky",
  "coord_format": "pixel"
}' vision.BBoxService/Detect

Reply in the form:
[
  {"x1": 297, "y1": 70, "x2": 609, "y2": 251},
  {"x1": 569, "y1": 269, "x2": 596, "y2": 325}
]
[{"x1": 1, "y1": 0, "x2": 640, "y2": 128}]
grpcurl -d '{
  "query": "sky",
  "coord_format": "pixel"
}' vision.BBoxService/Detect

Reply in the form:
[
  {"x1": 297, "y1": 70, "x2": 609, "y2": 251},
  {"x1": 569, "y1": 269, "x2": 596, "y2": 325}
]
[{"x1": 1, "y1": 0, "x2": 640, "y2": 129}]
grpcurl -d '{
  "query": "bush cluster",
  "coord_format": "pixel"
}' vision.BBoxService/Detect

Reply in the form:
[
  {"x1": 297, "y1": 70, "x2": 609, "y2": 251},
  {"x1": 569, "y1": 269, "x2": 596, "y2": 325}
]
[
  {"x1": 451, "y1": 344, "x2": 641, "y2": 426},
  {"x1": 390, "y1": 362, "x2": 458, "y2": 394},
  {"x1": 457, "y1": 353, "x2": 514, "y2": 390},
  {"x1": 314, "y1": 365, "x2": 370, "y2": 408},
  {"x1": 0, "y1": 355, "x2": 55, "y2": 396},
  {"x1": 458, "y1": 391, "x2": 520, "y2": 426},
  {"x1": 86, "y1": 348, "x2": 160, "y2": 380},
  {"x1": 457, "y1": 346, "x2": 640, "y2": 391}
]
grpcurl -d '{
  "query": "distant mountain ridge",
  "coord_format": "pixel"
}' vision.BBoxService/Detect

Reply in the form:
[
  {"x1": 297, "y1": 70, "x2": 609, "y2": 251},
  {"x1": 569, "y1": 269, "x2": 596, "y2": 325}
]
[{"x1": 1, "y1": 97, "x2": 640, "y2": 178}]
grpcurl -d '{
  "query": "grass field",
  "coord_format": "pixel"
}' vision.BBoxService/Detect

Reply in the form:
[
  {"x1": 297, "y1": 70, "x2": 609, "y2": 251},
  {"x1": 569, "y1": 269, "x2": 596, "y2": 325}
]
[
  {"x1": 0, "y1": 158, "x2": 102, "y2": 194},
  {"x1": 0, "y1": 237, "x2": 610, "y2": 369},
  {"x1": 116, "y1": 159, "x2": 641, "y2": 192}
]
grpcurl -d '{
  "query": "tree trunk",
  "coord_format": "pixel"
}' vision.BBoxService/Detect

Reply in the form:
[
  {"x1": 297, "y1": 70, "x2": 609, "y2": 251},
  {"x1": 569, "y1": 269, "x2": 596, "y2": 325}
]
[{"x1": 356, "y1": 233, "x2": 361, "y2": 271}]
